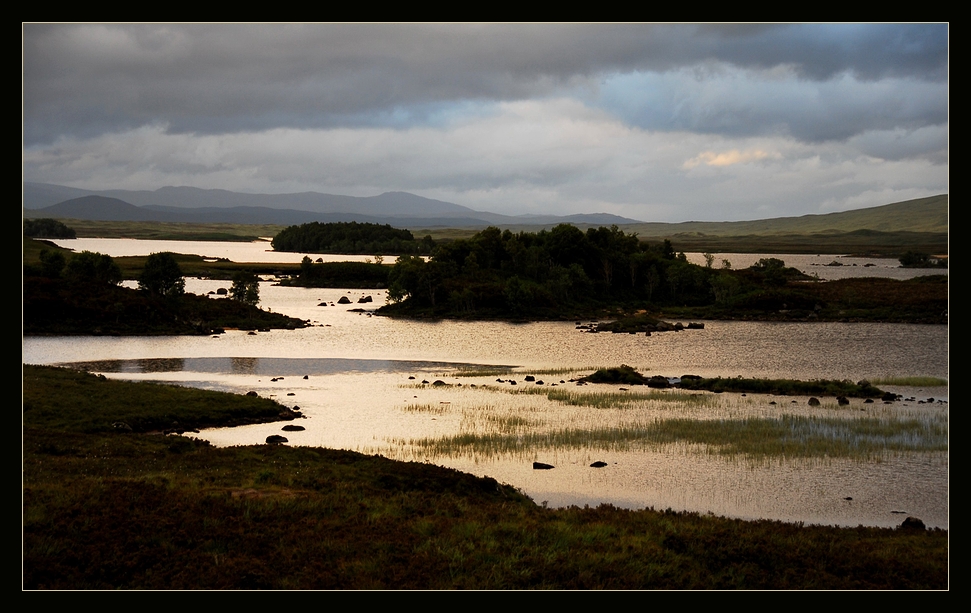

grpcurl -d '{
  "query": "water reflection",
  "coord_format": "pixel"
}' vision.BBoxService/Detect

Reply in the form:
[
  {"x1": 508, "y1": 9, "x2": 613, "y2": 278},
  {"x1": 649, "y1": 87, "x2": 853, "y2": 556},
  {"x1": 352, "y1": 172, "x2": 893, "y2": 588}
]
[
  {"x1": 45, "y1": 354, "x2": 948, "y2": 529},
  {"x1": 23, "y1": 278, "x2": 947, "y2": 529}
]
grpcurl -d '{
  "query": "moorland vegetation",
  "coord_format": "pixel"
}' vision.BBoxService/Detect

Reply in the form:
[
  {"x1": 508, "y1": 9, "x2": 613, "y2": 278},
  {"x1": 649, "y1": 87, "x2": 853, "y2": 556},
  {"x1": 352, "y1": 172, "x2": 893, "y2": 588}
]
[{"x1": 23, "y1": 365, "x2": 948, "y2": 589}]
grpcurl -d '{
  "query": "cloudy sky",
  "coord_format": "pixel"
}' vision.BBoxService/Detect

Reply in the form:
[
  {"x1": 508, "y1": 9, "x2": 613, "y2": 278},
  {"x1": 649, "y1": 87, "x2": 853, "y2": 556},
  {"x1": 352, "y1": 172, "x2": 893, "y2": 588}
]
[{"x1": 23, "y1": 23, "x2": 948, "y2": 222}]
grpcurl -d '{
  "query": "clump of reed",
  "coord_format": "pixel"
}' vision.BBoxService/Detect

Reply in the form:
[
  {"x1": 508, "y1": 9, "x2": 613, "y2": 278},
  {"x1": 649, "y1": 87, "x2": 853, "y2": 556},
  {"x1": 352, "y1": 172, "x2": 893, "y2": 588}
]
[
  {"x1": 451, "y1": 366, "x2": 516, "y2": 378},
  {"x1": 402, "y1": 403, "x2": 452, "y2": 415},
  {"x1": 494, "y1": 385, "x2": 717, "y2": 409},
  {"x1": 408, "y1": 414, "x2": 947, "y2": 460}
]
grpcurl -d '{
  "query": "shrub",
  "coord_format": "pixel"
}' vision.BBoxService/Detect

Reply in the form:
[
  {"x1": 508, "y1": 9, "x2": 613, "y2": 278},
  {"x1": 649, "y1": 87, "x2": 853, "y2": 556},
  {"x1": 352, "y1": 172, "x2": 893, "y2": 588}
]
[{"x1": 64, "y1": 251, "x2": 121, "y2": 286}]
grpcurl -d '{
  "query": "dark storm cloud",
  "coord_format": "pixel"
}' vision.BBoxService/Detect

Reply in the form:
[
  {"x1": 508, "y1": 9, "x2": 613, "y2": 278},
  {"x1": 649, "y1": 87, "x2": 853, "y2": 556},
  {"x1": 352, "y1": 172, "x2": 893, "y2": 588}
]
[{"x1": 23, "y1": 23, "x2": 948, "y2": 145}]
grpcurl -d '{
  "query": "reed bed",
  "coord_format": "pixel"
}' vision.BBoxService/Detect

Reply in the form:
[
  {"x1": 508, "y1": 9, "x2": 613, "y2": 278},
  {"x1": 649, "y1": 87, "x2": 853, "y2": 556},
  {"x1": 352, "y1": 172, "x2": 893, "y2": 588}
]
[
  {"x1": 491, "y1": 385, "x2": 720, "y2": 410},
  {"x1": 402, "y1": 403, "x2": 452, "y2": 415},
  {"x1": 406, "y1": 413, "x2": 947, "y2": 460}
]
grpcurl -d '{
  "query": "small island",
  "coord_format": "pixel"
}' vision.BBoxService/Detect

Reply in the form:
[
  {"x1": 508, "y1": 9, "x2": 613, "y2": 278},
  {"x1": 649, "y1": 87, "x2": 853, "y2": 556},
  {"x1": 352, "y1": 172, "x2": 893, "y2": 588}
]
[
  {"x1": 362, "y1": 225, "x2": 946, "y2": 324},
  {"x1": 24, "y1": 238, "x2": 307, "y2": 335}
]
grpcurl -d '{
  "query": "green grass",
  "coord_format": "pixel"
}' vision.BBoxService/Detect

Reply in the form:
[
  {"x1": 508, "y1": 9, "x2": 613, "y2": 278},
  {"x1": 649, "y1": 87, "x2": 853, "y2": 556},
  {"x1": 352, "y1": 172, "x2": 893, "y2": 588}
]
[
  {"x1": 451, "y1": 365, "x2": 517, "y2": 378},
  {"x1": 23, "y1": 365, "x2": 299, "y2": 433},
  {"x1": 24, "y1": 218, "x2": 285, "y2": 241}
]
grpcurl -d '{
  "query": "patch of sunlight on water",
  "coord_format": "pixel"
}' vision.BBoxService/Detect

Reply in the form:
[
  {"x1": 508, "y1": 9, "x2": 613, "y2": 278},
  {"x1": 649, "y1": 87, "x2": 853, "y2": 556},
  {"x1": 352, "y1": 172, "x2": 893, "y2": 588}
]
[{"x1": 23, "y1": 279, "x2": 947, "y2": 529}]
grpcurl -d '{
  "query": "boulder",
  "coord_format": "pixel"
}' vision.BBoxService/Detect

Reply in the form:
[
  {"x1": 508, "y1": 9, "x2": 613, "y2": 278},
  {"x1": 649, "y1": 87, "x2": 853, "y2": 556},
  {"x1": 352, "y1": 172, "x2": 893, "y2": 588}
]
[
  {"x1": 808, "y1": 397, "x2": 821, "y2": 406},
  {"x1": 899, "y1": 517, "x2": 926, "y2": 531},
  {"x1": 265, "y1": 435, "x2": 288, "y2": 444},
  {"x1": 337, "y1": 296, "x2": 352, "y2": 304},
  {"x1": 281, "y1": 425, "x2": 305, "y2": 432},
  {"x1": 589, "y1": 461, "x2": 608, "y2": 468},
  {"x1": 532, "y1": 462, "x2": 555, "y2": 470}
]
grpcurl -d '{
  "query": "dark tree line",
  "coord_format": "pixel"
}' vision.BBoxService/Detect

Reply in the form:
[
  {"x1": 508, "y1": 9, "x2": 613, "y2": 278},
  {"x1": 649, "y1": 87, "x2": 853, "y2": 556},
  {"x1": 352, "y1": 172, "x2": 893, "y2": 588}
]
[
  {"x1": 272, "y1": 221, "x2": 435, "y2": 255},
  {"x1": 24, "y1": 218, "x2": 76, "y2": 239}
]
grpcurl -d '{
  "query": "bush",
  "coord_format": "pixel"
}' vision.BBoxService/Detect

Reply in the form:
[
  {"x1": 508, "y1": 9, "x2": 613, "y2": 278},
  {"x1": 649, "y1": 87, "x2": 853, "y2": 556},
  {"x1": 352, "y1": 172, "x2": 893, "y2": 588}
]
[{"x1": 64, "y1": 251, "x2": 121, "y2": 286}]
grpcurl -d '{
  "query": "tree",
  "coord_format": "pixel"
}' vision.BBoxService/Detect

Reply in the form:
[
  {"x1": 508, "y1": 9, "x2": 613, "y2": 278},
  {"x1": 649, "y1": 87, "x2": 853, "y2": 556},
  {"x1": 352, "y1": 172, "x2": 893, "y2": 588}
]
[
  {"x1": 230, "y1": 271, "x2": 260, "y2": 306},
  {"x1": 39, "y1": 249, "x2": 66, "y2": 278},
  {"x1": 65, "y1": 251, "x2": 121, "y2": 286},
  {"x1": 138, "y1": 252, "x2": 185, "y2": 297}
]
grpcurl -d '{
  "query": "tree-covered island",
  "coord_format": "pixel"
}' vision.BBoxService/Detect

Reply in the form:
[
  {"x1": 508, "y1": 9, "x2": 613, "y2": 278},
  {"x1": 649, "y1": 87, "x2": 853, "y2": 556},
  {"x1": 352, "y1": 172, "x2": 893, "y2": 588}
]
[
  {"x1": 23, "y1": 237, "x2": 307, "y2": 335},
  {"x1": 271, "y1": 220, "x2": 435, "y2": 255},
  {"x1": 373, "y1": 224, "x2": 947, "y2": 324}
]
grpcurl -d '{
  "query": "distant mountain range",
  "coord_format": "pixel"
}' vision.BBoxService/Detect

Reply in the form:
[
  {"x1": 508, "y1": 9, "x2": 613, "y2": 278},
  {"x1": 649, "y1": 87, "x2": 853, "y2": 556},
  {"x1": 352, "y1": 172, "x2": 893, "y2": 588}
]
[
  {"x1": 22, "y1": 183, "x2": 948, "y2": 238},
  {"x1": 22, "y1": 183, "x2": 642, "y2": 228}
]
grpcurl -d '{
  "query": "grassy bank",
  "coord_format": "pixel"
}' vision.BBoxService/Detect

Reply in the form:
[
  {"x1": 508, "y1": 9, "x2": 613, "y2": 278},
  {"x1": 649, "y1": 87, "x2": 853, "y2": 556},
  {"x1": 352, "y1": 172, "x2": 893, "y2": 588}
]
[
  {"x1": 23, "y1": 365, "x2": 947, "y2": 589},
  {"x1": 23, "y1": 275, "x2": 307, "y2": 335}
]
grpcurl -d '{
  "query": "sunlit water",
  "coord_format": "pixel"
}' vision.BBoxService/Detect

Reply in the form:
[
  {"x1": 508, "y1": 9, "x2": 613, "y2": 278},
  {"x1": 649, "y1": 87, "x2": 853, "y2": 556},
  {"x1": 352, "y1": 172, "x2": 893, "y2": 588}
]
[
  {"x1": 47, "y1": 237, "x2": 401, "y2": 265},
  {"x1": 24, "y1": 277, "x2": 948, "y2": 529},
  {"x1": 47, "y1": 238, "x2": 944, "y2": 280}
]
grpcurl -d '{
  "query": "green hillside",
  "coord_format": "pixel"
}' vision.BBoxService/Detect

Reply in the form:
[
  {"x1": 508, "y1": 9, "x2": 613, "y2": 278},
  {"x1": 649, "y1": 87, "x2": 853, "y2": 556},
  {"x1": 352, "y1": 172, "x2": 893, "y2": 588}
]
[{"x1": 624, "y1": 195, "x2": 948, "y2": 237}]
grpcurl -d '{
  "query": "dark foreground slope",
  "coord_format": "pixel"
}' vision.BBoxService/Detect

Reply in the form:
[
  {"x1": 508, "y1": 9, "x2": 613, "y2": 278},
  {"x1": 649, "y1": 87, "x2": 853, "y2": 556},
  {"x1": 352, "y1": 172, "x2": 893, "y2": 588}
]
[{"x1": 23, "y1": 365, "x2": 947, "y2": 589}]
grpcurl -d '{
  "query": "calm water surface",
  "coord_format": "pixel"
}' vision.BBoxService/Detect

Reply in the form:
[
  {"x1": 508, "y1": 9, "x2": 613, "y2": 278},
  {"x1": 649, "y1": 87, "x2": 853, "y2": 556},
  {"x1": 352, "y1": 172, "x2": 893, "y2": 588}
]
[
  {"x1": 24, "y1": 277, "x2": 948, "y2": 528},
  {"x1": 48, "y1": 238, "x2": 944, "y2": 280}
]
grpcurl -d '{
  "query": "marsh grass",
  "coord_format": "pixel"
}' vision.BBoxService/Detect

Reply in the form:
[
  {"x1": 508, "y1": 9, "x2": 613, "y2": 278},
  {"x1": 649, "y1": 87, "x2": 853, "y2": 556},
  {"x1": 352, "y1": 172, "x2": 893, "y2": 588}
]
[
  {"x1": 450, "y1": 365, "x2": 606, "y2": 378},
  {"x1": 402, "y1": 403, "x2": 452, "y2": 415},
  {"x1": 407, "y1": 414, "x2": 947, "y2": 460},
  {"x1": 451, "y1": 366, "x2": 517, "y2": 378},
  {"x1": 493, "y1": 385, "x2": 719, "y2": 409},
  {"x1": 471, "y1": 413, "x2": 535, "y2": 434},
  {"x1": 871, "y1": 376, "x2": 948, "y2": 387}
]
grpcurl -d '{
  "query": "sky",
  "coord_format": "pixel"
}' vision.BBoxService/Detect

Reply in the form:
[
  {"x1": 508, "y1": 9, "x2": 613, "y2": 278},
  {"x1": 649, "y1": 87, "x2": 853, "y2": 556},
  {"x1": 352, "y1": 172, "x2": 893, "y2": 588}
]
[{"x1": 22, "y1": 23, "x2": 948, "y2": 222}]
